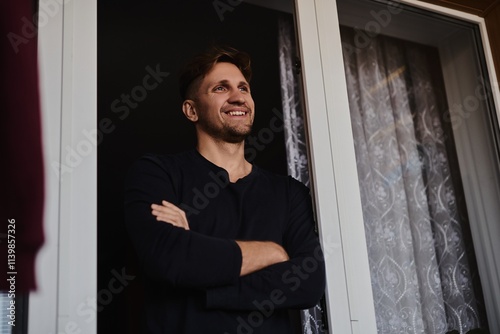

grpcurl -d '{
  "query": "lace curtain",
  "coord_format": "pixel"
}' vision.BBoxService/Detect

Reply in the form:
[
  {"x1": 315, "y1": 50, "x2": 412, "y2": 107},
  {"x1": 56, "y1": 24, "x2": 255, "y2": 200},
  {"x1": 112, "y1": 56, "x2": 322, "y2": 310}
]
[{"x1": 340, "y1": 27, "x2": 487, "y2": 333}]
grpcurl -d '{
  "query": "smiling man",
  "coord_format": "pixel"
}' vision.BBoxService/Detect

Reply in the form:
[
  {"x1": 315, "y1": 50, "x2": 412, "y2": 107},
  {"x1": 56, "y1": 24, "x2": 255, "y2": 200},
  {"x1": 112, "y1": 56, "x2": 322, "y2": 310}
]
[{"x1": 124, "y1": 46, "x2": 326, "y2": 334}]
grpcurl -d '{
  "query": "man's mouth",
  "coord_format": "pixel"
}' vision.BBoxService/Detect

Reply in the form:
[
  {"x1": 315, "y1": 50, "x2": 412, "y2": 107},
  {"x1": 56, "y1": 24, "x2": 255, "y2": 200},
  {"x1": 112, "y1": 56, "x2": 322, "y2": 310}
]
[
  {"x1": 224, "y1": 110, "x2": 250, "y2": 116},
  {"x1": 226, "y1": 111, "x2": 247, "y2": 116}
]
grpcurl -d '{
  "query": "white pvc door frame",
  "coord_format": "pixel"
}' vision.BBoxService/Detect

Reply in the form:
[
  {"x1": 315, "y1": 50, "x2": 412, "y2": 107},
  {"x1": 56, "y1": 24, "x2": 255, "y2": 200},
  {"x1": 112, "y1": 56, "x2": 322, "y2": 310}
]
[{"x1": 29, "y1": 0, "x2": 97, "y2": 333}]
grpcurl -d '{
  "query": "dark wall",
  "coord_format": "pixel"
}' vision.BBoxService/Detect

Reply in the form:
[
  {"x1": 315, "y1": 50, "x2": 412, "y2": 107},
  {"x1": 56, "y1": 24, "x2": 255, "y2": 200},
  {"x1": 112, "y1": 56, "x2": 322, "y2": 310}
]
[{"x1": 98, "y1": 1, "x2": 289, "y2": 332}]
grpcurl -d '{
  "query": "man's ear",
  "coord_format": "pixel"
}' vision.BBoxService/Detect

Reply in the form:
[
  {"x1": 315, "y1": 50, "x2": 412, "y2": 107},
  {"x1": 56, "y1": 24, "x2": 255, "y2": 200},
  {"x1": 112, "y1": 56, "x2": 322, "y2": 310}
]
[{"x1": 182, "y1": 100, "x2": 198, "y2": 122}]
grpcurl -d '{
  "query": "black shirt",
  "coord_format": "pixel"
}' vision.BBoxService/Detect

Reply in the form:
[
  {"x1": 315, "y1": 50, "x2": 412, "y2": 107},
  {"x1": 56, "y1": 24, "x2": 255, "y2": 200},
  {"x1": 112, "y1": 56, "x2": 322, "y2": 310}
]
[{"x1": 124, "y1": 149, "x2": 325, "y2": 333}]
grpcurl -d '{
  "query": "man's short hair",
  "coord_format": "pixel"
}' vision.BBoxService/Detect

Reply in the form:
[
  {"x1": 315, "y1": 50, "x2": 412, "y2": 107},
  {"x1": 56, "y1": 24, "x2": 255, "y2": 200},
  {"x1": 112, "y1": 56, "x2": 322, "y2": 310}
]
[{"x1": 179, "y1": 46, "x2": 252, "y2": 101}]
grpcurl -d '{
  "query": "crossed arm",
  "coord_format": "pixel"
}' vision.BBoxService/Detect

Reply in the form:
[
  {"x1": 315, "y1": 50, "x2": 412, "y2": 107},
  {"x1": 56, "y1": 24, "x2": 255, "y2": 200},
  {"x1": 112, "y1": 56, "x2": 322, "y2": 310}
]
[
  {"x1": 151, "y1": 200, "x2": 290, "y2": 276},
  {"x1": 125, "y1": 155, "x2": 325, "y2": 310}
]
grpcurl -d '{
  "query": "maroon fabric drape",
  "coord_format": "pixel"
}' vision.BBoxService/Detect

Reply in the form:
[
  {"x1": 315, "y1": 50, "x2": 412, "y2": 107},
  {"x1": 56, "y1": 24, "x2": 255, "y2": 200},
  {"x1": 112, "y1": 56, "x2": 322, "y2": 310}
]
[{"x1": 1, "y1": 0, "x2": 45, "y2": 291}]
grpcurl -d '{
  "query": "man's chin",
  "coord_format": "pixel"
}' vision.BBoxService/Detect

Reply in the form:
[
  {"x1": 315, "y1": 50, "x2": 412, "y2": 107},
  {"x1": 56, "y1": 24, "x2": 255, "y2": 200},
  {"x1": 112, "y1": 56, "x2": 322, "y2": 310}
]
[
  {"x1": 224, "y1": 127, "x2": 252, "y2": 143},
  {"x1": 199, "y1": 123, "x2": 252, "y2": 144},
  {"x1": 224, "y1": 133, "x2": 250, "y2": 144}
]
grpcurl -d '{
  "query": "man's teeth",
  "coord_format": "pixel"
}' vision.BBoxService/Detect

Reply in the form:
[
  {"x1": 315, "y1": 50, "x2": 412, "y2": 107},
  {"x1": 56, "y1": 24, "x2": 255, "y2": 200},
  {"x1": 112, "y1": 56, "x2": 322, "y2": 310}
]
[{"x1": 228, "y1": 111, "x2": 246, "y2": 116}]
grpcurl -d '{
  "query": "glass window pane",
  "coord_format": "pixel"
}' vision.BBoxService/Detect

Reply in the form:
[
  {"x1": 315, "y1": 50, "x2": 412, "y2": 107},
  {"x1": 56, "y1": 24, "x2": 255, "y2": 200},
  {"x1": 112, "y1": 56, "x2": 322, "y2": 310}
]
[{"x1": 337, "y1": 0, "x2": 500, "y2": 333}]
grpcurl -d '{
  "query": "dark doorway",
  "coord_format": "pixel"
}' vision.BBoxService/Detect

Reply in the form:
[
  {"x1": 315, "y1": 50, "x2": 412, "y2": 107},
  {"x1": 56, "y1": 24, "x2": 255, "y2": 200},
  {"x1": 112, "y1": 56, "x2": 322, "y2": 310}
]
[{"x1": 98, "y1": 1, "x2": 290, "y2": 332}]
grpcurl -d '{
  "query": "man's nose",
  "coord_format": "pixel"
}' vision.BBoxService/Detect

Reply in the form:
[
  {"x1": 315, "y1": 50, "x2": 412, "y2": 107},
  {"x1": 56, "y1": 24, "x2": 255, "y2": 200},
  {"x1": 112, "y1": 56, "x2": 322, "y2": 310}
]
[{"x1": 228, "y1": 89, "x2": 246, "y2": 104}]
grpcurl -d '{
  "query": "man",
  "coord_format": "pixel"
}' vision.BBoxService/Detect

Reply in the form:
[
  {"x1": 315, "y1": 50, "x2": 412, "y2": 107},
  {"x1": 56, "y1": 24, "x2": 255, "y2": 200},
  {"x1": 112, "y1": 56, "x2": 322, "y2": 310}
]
[{"x1": 124, "y1": 46, "x2": 325, "y2": 334}]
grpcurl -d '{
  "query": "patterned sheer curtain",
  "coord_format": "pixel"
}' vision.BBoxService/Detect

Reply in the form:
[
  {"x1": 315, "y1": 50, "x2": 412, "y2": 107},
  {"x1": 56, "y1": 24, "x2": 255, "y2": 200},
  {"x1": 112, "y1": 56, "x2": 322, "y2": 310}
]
[
  {"x1": 278, "y1": 15, "x2": 325, "y2": 334},
  {"x1": 340, "y1": 26, "x2": 487, "y2": 333}
]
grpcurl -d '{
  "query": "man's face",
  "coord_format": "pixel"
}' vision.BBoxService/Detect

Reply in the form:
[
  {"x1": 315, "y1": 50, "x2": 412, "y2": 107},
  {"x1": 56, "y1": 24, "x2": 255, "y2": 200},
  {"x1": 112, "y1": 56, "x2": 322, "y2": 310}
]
[{"x1": 191, "y1": 62, "x2": 255, "y2": 143}]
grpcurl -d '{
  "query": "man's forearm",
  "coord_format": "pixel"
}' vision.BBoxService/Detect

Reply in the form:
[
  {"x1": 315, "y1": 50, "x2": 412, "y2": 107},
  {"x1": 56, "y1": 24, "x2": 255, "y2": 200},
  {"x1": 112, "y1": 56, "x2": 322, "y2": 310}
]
[
  {"x1": 235, "y1": 241, "x2": 289, "y2": 276},
  {"x1": 205, "y1": 246, "x2": 326, "y2": 311}
]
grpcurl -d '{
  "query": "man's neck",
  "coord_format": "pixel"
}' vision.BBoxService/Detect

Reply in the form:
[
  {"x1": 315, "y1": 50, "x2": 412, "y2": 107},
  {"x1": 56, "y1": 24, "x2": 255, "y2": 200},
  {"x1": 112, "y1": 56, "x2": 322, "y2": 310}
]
[{"x1": 196, "y1": 137, "x2": 252, "y2": 183}]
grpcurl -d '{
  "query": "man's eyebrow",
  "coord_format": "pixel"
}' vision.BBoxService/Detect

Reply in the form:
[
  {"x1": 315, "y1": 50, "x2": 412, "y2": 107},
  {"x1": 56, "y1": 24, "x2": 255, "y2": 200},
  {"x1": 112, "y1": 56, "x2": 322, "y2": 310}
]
[{"x1": 211, "y1": 79, "x2": 249, "y2": 86}]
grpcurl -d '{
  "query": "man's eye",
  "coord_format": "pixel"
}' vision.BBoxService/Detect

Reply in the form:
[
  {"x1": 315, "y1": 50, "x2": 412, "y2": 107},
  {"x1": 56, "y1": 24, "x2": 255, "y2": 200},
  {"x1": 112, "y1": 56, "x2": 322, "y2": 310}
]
[
  {"x1": 214, "y1": 86, "x2": 226, "y2": 91},
  {"x1": 239, "y1": 86, "x2": 249, "y2": 92}
]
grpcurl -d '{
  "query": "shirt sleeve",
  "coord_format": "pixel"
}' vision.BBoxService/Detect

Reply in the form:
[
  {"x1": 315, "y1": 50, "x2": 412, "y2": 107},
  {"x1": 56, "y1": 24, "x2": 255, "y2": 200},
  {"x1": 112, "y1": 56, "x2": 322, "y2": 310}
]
[
  {"x1": 124, "y1": 155, "x2": 242, "y2": 288},
  {"x1": 205, "y1": 178, "x2": 326, "y2": 310}
]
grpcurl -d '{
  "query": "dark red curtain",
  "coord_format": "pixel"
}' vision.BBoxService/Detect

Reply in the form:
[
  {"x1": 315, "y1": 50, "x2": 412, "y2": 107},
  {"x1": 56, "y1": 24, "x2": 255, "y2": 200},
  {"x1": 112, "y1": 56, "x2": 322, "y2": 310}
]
[{"x1": 1, "y1": 0, "x2": 45, "y2": 291}]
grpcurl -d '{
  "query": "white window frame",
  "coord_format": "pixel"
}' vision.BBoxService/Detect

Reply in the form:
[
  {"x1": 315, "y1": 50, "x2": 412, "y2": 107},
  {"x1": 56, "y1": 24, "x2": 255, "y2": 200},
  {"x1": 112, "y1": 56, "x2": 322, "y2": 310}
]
[
  {"x1": 29, "y1": 0, "x2": 499, "y2": 333},
  {"x1": 296, "y1": 0, "x2": 500, "y2": 333},
  {"x1": 30, "y1": 1, "x2": 97, "y2": 334},
  {"x1": 295, "y1": 1, "x2": 377, "y2": 332}
]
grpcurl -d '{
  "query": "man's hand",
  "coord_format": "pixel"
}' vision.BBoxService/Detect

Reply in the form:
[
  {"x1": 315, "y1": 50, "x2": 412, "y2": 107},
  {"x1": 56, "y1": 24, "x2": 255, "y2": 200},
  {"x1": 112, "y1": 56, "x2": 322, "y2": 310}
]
[
  {"x1": 236, "y1": 241, "x2": 289, "y2": 276},
  {"x1": 151, "y1": 200, "x2": 190, "y2": 230}
]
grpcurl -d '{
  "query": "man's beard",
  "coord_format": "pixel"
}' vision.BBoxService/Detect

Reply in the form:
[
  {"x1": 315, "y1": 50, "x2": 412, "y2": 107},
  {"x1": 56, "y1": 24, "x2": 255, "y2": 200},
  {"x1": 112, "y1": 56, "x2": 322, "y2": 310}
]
[{"x1": 198, "y1": 117, "x2": 253, "y2": 144}]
